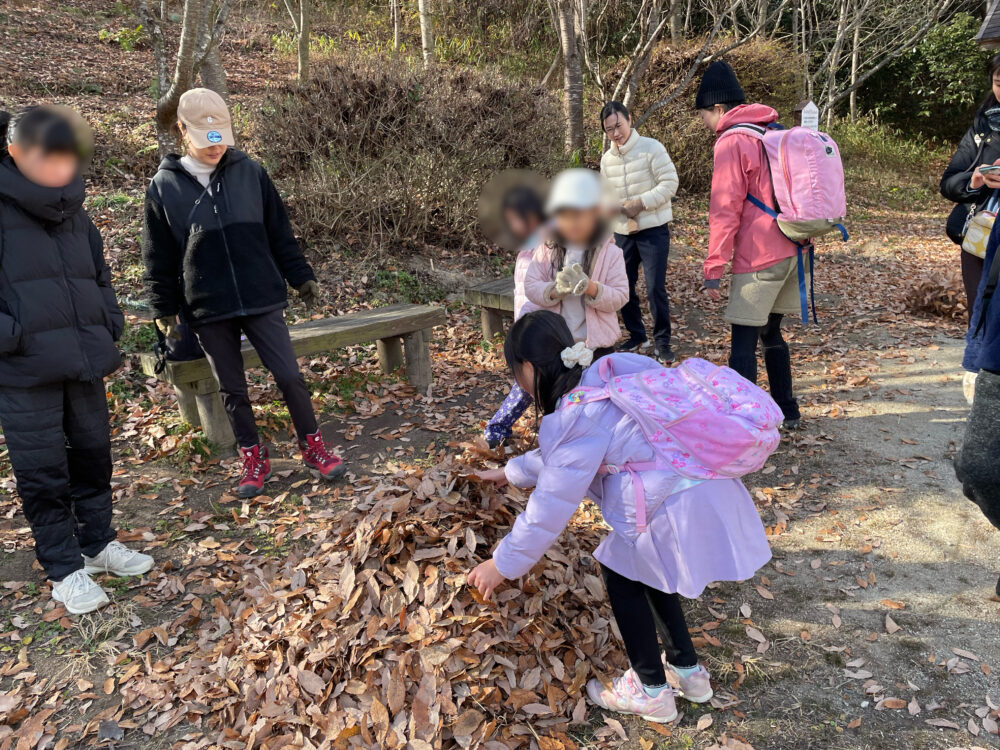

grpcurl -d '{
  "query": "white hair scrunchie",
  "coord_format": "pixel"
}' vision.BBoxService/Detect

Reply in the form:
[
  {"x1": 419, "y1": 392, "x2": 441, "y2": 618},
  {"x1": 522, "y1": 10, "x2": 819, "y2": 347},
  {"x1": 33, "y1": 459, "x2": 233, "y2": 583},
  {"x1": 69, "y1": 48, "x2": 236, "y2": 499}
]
[{"x1": 560, "y1": 342, "x2": 594, "y2": 369}]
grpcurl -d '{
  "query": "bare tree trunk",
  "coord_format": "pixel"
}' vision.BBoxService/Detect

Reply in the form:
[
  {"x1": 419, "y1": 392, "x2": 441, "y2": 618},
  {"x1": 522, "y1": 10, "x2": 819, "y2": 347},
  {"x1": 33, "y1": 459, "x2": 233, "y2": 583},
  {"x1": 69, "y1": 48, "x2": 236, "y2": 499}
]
[
  {"x1": 418, "y1": 0, "x2": 435, "y2": 67},
  {"x1": 541, "y1": 48, "x2": 561, "y2": 87},
  {"x1": 282, "y1": 0, "x2": 310, "y2": 83},
  {"x1": 555, "y1": 0, "x2": 584, "y2": 153},
  {"x1": 824, "y1": 0, "x2": 849, "y2": 126},
  {"x1": 391, "y1": 0, "x2": 400, "y2": 50},
  {"x1": 297, "y1": 0, "x2": 309, "y2": 81},
  {"x1": 669, "y1": 0, "x2": 681, "y2": 44},
  {"x1": 139, "y1": 0, "x2": 233, "y2": 157},
  {"x1": 849, "y1": 16, "x2": 860, "y2": 123},
  {"x1": 200, "y1": 45, "x2": 228, "y2": 98}
]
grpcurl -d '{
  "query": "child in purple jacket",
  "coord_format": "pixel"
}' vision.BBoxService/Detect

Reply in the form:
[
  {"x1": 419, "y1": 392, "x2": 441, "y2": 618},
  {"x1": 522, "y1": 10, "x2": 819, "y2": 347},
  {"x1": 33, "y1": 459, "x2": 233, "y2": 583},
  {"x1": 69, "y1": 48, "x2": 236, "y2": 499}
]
[{"x1": 470, "y1": 310, "x2": 772, "y2": 723}]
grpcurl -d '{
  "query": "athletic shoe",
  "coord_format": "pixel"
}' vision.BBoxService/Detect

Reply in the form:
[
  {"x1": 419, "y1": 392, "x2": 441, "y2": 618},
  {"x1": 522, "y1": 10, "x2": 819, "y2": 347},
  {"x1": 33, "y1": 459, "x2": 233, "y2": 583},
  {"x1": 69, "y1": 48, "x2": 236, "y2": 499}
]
[
  {"x1": 51, "y1": 569, "x2": 109, "y2": 615},
  {"x1": 618, "y1": 336, "x2": 650, "y2": 353},
  {"x1": 665, "y1": 663, "x2": 714, "y2": 703},
  {"x1": 83, "y1": 541, "x2": 154, "y2": 577},
  {"x1": 586, "y1": 668, "x2": 678, "y2": 723},
  {"x1": 656, "y1": 346, "x2": 676, "y2": 365},
  {"x1": 781, "y1": 418, "x2": 802, "y2": 431},
  {"x1": 300, "y1": 431, "x2": 346, "y2": 480},
  {"x1": 485, "y1": 436, "x2": 506, "y2": 450},
  {"x1": 238, "y1": 443, "x2": 272, "y2": 498}
]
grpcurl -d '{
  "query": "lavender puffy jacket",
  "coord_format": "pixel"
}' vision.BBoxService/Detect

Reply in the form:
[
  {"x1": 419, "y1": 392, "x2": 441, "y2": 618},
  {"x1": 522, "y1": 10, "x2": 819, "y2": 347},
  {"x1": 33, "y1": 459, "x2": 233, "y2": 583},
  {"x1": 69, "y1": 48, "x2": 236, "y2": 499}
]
[{"x1": 493, "y1": 353, "x2": 772, "y2": 597}]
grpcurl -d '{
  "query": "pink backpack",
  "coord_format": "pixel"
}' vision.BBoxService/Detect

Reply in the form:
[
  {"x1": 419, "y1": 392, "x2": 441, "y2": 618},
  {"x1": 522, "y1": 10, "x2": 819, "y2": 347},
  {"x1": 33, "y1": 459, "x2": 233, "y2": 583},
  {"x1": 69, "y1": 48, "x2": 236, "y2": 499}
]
[
  {"x1": 720, "y1": 123, "x2": 849, "y2": 323},
  {"x1": 562, "y1": 357, "x2": 782, "y2": 531}
]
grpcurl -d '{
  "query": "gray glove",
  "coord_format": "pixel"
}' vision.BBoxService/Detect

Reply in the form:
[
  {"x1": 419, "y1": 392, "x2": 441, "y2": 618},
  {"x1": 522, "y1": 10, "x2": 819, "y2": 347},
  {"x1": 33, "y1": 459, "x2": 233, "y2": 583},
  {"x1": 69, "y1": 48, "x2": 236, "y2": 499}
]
[{"x1": 554, "y1": 263, "x2": 590, "y2": 296}]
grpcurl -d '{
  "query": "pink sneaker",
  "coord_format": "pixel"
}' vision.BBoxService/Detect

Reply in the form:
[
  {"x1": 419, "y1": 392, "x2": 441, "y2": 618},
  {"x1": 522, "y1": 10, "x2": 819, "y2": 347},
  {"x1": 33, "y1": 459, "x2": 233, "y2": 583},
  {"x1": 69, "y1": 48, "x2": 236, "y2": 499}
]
[
  {"x1": 665, "y1": 662, "x2": 714, "y2": 703},
  {"x1": 586, "y1": 668, "x2": 678, "y2": 723}
]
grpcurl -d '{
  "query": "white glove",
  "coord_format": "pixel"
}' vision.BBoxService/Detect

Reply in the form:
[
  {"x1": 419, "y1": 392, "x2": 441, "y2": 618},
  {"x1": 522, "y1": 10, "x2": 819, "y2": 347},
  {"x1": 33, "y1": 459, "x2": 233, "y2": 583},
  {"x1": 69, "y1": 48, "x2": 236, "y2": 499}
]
[{"x1": 554, "y1": 263, "x2": 590, "y2": 296}]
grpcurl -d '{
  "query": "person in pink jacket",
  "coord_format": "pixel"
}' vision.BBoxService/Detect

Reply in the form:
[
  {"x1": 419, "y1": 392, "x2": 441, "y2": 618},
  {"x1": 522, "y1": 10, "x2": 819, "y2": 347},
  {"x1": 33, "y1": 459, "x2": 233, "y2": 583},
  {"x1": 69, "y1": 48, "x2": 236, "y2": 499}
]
[
  {"x1": 470, "y1": 310, "x2": 772, "y2": 724},
  {"x1": 524, "y1": 169, "x2": 629, "y2": 357},
  {"x1": 697, "y1": 61, "x2": 802, "y2": 428}
]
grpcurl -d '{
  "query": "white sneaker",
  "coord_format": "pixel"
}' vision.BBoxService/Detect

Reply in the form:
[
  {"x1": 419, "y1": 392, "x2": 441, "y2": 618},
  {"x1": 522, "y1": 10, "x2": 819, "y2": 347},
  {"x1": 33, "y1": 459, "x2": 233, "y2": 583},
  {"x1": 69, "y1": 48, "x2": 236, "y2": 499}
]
[
  {"x1": 83, "y1": 541, "x2": 154, "y2": 577},
  {"x1": 51, "y1": 569, "x2": 110, "y2": 615}
]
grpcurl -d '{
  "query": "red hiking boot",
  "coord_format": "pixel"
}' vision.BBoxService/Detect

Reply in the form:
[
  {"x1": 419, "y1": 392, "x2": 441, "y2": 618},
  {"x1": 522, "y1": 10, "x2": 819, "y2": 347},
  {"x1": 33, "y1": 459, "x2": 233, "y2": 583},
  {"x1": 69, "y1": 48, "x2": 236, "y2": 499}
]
[
  {"x1": 299, "y1": 431, "x2": 346, "y2": 480},
  {"x1": 237, "y1": 444, "x2": 272, "y2": 498}
]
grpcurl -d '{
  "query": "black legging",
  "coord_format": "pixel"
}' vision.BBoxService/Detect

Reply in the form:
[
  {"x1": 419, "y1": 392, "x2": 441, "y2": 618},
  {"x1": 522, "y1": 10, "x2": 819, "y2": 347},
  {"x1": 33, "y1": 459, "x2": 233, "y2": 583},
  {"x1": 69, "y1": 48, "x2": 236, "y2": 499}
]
[
  {"x1": 601, "y1": 564, "x2": 698, "y2": 687},
  {"x1": 728, "y1": 313, "x2": 800, "y2": 421},
  {"x1": 962, "y1": 250, "x2": 986, "y2": 318}
]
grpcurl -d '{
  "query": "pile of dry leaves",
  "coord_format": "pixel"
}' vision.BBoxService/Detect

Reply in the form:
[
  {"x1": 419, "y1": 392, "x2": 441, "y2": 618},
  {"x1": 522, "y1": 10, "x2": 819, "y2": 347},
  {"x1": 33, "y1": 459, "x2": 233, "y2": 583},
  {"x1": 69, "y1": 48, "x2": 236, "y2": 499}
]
[
  {"x1": 903, "y1": 270, "x2": 967, "y2": 320},
  {"x1": 113, "y1": 457, "x2": 640, "y2": 749}
]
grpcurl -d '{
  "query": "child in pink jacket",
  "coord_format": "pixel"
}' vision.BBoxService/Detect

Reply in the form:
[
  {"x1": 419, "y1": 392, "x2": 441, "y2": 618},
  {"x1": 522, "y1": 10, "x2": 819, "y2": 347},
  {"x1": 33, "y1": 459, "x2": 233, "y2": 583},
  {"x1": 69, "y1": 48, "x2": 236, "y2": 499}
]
[
  {"x1": 470, "y1": 310, "x2": 772, "y2": 723},
  {"x1": 697, "y1": 60, "x2": 802, "y2": 428},
  {"x1": 484, "y1": 186, "x2": 548, "y2": 448},
  {"x1": 525, "y1": 169, "x2": 628, "y2": 356}
]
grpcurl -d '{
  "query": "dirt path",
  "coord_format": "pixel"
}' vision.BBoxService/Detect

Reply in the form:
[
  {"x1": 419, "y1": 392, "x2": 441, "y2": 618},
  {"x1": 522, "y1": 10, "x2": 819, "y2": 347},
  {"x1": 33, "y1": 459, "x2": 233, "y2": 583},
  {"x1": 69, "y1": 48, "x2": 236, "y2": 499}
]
[{"x1": 661, "y1": 335, "x2": 1000, "y2": 750}]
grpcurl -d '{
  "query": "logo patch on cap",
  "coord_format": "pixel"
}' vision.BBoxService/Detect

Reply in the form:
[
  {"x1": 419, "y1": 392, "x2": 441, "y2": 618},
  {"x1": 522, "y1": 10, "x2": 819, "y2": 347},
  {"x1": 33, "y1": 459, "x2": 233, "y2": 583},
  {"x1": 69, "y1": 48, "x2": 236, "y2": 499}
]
[{"x1": 207, "y1": 130, "x2": 223, "y2": 144}]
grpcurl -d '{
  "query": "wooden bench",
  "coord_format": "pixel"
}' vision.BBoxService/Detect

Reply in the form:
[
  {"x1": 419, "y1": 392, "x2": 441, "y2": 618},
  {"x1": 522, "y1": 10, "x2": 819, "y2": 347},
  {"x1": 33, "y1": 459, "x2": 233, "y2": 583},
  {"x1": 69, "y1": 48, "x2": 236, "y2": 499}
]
[
  {"x1": 139, "y1": 304, "x2": 446, "y2": 449},
  {"x1": 464, "y1": 277, "x2": 515, "y2": 339}
]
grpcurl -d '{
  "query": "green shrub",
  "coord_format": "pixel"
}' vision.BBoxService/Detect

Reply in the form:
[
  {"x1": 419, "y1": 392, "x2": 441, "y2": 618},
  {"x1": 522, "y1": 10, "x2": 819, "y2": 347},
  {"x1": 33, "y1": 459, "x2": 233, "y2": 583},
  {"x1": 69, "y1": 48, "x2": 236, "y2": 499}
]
[
  {"x1": 250, "y1": 52, "x2": 564, "y2": 259},
  {"x1": 98, "y1": 24, "x2": 146, "y2": 51},
  {"x1": 858, "y1": 12, "x2": 992, "y2": 141}
]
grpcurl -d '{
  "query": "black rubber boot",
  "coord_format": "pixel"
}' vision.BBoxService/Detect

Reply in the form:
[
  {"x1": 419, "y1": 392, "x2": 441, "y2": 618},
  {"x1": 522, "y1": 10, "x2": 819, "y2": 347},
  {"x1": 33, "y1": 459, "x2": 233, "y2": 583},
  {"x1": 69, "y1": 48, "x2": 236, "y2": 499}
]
[{"x1": 763, "y1": 342, "x2": 801, "y2": 422}]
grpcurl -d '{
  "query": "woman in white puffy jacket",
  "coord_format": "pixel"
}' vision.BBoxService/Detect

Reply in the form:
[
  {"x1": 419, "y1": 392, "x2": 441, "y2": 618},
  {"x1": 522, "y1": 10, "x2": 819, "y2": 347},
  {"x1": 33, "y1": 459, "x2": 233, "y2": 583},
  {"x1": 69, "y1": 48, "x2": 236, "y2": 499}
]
[{"x1": 599, "y1": 101, "x2": 679, "y2": 363}]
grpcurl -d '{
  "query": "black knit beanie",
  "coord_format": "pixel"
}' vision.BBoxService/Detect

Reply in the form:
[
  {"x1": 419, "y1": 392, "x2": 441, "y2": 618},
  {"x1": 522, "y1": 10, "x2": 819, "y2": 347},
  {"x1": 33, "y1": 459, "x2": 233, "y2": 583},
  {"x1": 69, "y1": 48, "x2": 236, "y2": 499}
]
[{"x1": 695, "y1": 60, "x2": 746, "y2": 110}]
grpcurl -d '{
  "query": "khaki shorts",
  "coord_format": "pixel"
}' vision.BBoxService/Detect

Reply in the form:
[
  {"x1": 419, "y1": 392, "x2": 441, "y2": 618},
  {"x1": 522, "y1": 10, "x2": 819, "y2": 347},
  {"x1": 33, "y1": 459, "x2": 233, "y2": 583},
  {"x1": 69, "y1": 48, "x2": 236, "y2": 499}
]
[{"x1": 725, "y1": 256, "x2": 806, "y2": 327}]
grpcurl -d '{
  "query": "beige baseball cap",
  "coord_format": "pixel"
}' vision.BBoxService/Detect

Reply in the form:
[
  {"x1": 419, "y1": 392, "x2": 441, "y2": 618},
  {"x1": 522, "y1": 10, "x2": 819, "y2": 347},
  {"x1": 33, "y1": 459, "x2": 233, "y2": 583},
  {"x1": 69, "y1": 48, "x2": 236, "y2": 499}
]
[{"x1": 177, "y1": 88, "x2": 235, "y2": 149}]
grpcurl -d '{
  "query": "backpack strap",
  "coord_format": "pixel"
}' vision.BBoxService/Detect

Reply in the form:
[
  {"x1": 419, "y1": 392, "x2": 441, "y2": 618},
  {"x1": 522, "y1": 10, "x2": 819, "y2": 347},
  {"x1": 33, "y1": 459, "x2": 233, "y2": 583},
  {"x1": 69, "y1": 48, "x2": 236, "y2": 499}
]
[{"x1": 597, "y1": 461, "x2": 663, "y2": 533}]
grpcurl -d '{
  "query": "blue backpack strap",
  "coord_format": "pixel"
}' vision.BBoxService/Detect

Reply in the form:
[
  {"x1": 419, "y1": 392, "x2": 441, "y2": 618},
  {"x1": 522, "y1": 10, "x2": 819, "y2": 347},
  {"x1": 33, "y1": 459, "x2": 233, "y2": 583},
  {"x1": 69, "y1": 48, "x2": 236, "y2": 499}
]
[
  {"x1": 796, "y1": 245, "x2": 809, "y2": 324},
  {"x1": 746, "y1": 193, "x2": 779, "y2": 219},
  {"x1": 834, "y1": 223, "x2": 849, "y2": 242}
]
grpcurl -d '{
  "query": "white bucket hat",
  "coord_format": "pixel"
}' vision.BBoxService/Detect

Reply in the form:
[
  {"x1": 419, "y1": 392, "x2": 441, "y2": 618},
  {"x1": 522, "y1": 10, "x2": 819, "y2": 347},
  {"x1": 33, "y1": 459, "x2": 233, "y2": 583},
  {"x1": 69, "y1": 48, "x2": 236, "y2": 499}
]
[{"x1": 545, "y1": 168, "x2": 603, "y2": 213}]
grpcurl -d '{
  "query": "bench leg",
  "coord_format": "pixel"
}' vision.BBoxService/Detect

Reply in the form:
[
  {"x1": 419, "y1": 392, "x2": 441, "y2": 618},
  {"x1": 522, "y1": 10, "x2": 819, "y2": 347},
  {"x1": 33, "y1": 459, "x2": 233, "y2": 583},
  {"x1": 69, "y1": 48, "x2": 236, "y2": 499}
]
[
  {"x1": 402, "y1": 329, "x2": 433, "y2": 393},
  {"x1": 174, "y1": 382, "x2": 201, "y2": 427},
  {"x1": 481, "y1": 307, "x2": 505, "y2": 340},
  {"x1": 376, "y1": 336, "x2": 404, "y2": 374},
  {"x1": 193, "y1": 378, "x2": 236, "y2": 452}
]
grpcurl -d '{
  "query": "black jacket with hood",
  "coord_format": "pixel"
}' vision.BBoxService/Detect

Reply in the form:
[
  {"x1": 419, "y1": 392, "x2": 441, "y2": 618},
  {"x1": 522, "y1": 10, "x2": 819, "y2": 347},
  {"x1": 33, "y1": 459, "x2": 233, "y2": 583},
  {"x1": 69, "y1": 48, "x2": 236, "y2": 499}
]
[
  {"x1": 941, "y1": 100, "x2": 1000, "y2": 244},
  {"x1": 142, "y1": 149, "x2": 315, "y2": 326},
  {"x1": 0, "y1": 157, "x2": 123, "y2": 388}
]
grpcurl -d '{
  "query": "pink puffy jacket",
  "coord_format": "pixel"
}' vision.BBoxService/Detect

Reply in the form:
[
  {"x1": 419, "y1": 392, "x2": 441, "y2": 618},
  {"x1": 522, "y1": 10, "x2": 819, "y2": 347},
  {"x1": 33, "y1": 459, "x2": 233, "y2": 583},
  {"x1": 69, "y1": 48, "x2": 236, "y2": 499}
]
[
  {"x1": 524, "y1": 235, "x2": 628, "y2": 350},
  {"x1": 513, "y1": 248, "x2": 540, "y2": 320},
  {"x1": 704, "y1": 104, "x2": 798, "y2": 283}
]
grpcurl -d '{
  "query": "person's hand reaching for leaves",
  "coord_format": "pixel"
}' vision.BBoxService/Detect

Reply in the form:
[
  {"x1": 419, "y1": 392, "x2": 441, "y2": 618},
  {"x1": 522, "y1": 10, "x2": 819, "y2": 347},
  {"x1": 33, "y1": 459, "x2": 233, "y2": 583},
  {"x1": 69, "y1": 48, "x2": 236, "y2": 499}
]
[
  {"x1": 468, "y1": 559, "x2": 506, "y2": 600},
  {"x1": 475, "y1": 468, "x2": 508, "y2": 487}
]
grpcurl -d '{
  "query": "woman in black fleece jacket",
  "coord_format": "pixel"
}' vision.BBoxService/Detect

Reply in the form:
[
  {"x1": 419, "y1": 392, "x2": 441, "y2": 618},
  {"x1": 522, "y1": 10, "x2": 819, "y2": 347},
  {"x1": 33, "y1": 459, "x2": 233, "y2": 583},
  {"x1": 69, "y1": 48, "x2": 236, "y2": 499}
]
[{"x1": 142, "y1": 88, "x2": 346, "y2": 497}]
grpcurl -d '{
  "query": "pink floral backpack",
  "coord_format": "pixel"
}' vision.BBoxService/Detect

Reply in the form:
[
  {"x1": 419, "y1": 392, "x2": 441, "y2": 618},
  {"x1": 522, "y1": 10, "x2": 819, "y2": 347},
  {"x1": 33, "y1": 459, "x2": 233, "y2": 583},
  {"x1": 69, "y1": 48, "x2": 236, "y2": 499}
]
[{"x1": 562, "y1": 357, "x2": 783, "y2": 531}]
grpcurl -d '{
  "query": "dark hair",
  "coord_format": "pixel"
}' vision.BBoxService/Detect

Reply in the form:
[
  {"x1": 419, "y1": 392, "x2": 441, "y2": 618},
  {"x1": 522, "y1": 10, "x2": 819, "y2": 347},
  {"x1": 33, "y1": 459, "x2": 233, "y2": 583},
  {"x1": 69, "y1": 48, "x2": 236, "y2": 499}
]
[
  {"x1": 1, "y1": 106, "x2": 82, "y2": 161},
  {"x1": 501, "y1": 185, "x2": 545, "y2": 224},
  {"x1": 600, "y1": 101, "x2": 630, "y2": 130},
  {"x1": 984, "y1": 53, "x2": 1000, "y2": 109},
  {"x1": 504, "y1": 310, "x2": 583, "y2": 415}
]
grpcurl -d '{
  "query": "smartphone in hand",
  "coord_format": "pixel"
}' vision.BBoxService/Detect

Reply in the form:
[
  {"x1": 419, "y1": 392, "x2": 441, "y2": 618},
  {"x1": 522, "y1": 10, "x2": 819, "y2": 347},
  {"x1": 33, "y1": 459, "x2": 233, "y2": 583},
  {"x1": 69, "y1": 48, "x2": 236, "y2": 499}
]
[{"x1": 979, "y1": 165, "x2": 1000, "y2": 175}]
